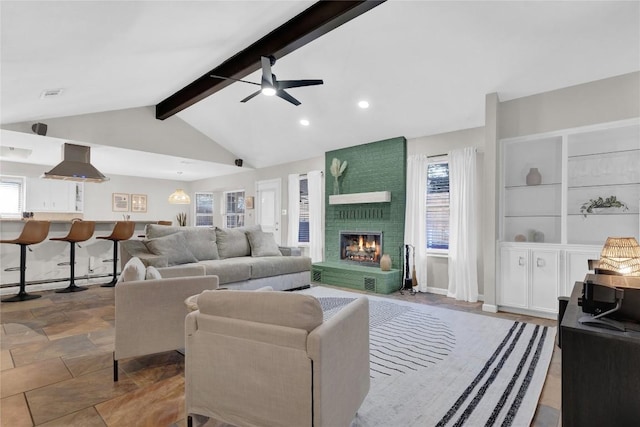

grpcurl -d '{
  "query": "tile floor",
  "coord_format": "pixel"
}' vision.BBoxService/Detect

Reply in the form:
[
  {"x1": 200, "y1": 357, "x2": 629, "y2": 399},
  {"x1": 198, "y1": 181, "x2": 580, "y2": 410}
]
[{"x1": 0, "y1": 284, "x2": 561, "y2": 426}]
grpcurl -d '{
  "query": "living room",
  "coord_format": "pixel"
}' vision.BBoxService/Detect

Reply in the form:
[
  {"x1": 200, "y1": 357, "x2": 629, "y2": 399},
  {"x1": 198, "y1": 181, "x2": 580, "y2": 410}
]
[{"x1": 1, "y1": 1, "x2": 639, "y2": 426}]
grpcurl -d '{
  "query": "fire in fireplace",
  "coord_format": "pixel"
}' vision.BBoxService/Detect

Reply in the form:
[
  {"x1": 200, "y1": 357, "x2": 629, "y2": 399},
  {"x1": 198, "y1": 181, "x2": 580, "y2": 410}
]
[{"x1": 339, "y1": 231, "x2": 383, "y2": 266}]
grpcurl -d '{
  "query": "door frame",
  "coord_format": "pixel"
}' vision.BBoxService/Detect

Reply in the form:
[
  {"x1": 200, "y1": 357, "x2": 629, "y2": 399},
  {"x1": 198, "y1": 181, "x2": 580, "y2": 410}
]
[{"x1": 255, "y1": 178, "x2": 282, "y2": 244}]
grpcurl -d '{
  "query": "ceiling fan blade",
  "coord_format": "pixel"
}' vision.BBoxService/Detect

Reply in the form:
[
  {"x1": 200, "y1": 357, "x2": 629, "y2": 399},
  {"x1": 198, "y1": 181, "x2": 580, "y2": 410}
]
[
  {"x1": 278, "y1": 79, "x2": 324, "y2": 89},
  {"x1": 276, "y1": 89, "x2": 301, "y2": 106},
  {"x1": 210, "y1": 74, "x2": 260, "y2": 86},
  {"x1": 260, "y1": 56, "x2": 274, "y2": 88},
  {"x1": 240, "y1": 90, "x2": 262, "y2": 103}
]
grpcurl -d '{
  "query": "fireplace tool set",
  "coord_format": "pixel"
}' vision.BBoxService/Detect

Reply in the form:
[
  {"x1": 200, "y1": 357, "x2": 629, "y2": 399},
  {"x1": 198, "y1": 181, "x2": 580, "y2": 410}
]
[{"x1": 399, "y1": 244, "x2": 417, "y2": 295}]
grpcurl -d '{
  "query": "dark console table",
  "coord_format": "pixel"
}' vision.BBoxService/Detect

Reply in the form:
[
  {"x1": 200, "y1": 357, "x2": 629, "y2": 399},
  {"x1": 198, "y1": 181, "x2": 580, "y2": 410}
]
[{"x1": 561, "y1": 282, "x2": 640, "y2": 427}]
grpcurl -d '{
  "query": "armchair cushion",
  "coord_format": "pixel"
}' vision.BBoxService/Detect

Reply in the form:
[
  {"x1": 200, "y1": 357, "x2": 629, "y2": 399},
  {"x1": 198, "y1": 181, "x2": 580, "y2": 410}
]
[
  {"x1": 197, "y1": 290, "x2": 323, "y2": 332},
  {"x1": 145, "y1": 232, "x2": 198, "y2": 266},
  {"x1": 145, "y1": 266, "x2": 162, "y2": 280},
  {"x1": 246, "y1": 229, "x2": 282, "y2": 257}
]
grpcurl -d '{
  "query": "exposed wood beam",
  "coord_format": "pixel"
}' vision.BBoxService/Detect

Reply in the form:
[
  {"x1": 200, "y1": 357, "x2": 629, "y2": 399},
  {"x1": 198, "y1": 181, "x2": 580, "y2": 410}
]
[{"x1": 155, "y1": 0, "x2": 386, "y2": 120}]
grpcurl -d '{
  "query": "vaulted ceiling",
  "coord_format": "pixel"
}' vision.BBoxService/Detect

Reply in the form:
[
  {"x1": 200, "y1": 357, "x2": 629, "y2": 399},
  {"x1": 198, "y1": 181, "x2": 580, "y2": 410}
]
[{"x1": 1, "y1": 1, "x2": 639, "y2": 180}]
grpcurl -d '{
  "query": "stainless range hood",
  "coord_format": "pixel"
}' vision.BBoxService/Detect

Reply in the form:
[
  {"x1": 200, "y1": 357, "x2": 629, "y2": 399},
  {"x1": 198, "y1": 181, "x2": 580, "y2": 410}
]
[{"x1": 43, "y1": 143, "x2": 109, "y2": 183}]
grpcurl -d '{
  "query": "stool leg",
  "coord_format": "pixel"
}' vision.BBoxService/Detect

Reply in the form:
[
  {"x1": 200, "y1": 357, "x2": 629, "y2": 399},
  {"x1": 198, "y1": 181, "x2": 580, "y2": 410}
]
[
  {"x1": 56, "y1": 242, "x2": 88, "y2": 293},
  {"x1": 101, "y1": 240, "x2": 119, "y2": 287},
  {"x1": 2, "y1": 244, "x2": 42, "y2": 302}
]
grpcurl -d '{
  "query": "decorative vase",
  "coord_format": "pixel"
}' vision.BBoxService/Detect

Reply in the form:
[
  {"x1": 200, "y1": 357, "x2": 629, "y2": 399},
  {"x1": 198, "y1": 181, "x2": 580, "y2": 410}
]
[
  {"x1": 333, "y1": 176, "x2": 340, "y2": 195},
  {"x1": 526, "y1": 168, "x2": 542, "y2": 186},
  {"x1": 380, "y1": 254, "x2": 391, "y2": 271}
]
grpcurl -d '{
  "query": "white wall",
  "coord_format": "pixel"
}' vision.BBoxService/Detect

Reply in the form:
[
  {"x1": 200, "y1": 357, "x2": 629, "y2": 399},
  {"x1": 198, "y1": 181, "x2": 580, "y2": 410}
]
[
  {"x1": 1, "y1": 160, "x2": 189, "y2": 224},
  {"x1": 407, "y1": 127, "x2": 485, "y2": 295}
]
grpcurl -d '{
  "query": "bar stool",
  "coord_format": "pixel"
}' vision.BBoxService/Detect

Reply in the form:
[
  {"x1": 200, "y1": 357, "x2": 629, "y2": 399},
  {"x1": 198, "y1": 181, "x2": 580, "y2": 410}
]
[
  {"x1": 50, "y1": 220, "x2": 96, "y2": 293},
  {"x1": 1, "y1": 220, "x2": 51, "y2": 302},
  {"x1": 97, "y1": 221, "x2": 135, "y2": 287}
]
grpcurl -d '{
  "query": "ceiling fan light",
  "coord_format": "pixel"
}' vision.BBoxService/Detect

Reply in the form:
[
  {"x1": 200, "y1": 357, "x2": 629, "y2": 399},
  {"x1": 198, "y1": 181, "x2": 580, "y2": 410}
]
[{"x1": 261, "y1": 87, "x2": 276, "y2": 96}]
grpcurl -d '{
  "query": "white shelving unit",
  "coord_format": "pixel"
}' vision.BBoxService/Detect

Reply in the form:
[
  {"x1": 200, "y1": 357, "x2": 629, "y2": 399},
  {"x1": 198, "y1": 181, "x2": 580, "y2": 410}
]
[{"x1": 498, "y1": 119, "x2": 640, "y2": 317}]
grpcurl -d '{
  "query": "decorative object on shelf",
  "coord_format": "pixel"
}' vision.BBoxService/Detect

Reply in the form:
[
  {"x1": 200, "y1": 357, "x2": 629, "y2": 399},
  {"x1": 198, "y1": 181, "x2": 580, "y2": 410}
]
[
  {"x1": 112, "y1": 193, "x2": 129, "y2": 212},
  {"x1": 526, "y1": 167, "x2": 542, "y2": 186},
  {"x1": 176, "y1": 212, "x2": 187, "y2": 226},
  {"x1": 168, "y1": 189, "x2": 191, "y2": 204},
  {"x1": 380, "y1": 253, "x2": 391, "y2": 271},
  {"x1": 514, "y1": 234, "x2": 527, "y2": 242},
  {"x1": 131, "y1": 194, "x2": 147, "y2": 212},
  {"x1": 533, "y1": 231, "x2": 545, "y2": 243},
  {"x1": 329, "y1": 157, "x2": 348, "y2": 195},
  {"x1": 122, "y1": 214, "x2": 130, "y2": 221},
  {"x1": 245, "y1": 196, "x2": 254, "y2": 210},
  {"x1": 598, "y1": 237, "x2": 640, "y2": 276},
  {"x1": 580, "y1": 196, "x2": 629, "y2": 217}
]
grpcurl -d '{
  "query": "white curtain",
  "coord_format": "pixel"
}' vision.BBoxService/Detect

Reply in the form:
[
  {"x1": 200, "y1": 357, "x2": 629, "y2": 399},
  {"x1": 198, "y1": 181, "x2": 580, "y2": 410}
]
[
  {"x1": 287, "y1": 174, "x2": 300, "y2": 246},
  {"x1": 447, "y1": 146, "x2": 479, "y2": 302},
  {"x1": 404, "y1": 155, "x2": 429, "y2": 292},
  {"x1": 308, "y1": 170, "x2": 323, "y2": 263}
]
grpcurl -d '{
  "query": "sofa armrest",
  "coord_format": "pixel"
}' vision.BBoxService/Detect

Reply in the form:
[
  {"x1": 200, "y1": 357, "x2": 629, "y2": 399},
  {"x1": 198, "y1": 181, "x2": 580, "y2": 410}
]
[
  {"x1": 120, "y1": 240, "x2": 168, "y2": 268},
  {"x1": 307, "y1": 297, "x2": 370, "y2": 427},
  {"x1": 279, "y1": 246, "x2": 302, "y2": 256}
]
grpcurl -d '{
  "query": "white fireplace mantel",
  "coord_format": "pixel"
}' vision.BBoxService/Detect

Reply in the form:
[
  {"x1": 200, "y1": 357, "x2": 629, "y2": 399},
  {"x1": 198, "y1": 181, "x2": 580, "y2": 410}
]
[{"x1": 328, "y1": 191, "x2": 391, "y2": 205}]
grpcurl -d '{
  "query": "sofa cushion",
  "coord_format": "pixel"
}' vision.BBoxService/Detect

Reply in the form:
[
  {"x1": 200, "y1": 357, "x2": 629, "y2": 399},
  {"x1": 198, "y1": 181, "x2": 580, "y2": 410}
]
[
  {"x1": 119, "y1": 257, "x2": 146, "y2": 283},
  {"x1": 145, "y1": 232, "x2": 198, "y2": 266},
  {"x1": 198, "y1": 258, "x2": 252, "y2": 285},
  {"x1": 248, "y1": 256, "x2": 312, "y2": 279},
  {"x1": 146, "y1": 225, "x2": 219, "y2": 261},
  {"x1": 246, "y1": 229, "x2": 282, "y2": 257},
  {"x1": 145, "y1": 266, "x2": 162, "y2": 280},
  {"x1": 216, "y1": 226, "x2": 259, "y2": 259}
]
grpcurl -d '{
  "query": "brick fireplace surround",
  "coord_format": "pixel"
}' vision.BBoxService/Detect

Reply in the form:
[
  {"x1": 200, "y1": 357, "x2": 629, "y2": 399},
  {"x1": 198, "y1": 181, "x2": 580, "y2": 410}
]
[{"x1": 312, "y1": 137, "x2": 406, "y2": 294}]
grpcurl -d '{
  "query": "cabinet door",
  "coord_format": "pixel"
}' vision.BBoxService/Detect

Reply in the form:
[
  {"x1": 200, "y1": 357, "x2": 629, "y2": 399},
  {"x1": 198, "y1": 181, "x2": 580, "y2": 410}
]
[
  {"x1": 500, "y1": 248, "x2": 528, "y2": 308},
  {"x1": 48, "y1": 180, "x2": 70, "y2": 212},
  {"x1": 530, "y1": 249, "x2": 560, "y2": 313},
  {"x1": 564, "y1": 250, "x2": 600, "y2": 297}
]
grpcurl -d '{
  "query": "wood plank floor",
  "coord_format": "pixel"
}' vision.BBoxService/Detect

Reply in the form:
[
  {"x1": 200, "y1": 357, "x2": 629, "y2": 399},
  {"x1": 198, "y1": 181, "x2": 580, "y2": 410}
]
[{"x1": 0, "y1": 283, "x2": 561, "y2": 427}]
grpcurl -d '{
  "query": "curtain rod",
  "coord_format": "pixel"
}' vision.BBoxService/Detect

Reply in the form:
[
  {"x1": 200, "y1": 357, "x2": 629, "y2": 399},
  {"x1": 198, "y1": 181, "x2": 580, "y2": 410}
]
[{"x1": 426, "y1": 147, "x2": 481, "y2": 158}]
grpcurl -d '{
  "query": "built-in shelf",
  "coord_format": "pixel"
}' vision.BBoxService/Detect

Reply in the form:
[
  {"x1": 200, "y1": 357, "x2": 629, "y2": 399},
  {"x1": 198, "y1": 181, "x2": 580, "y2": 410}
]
[{"x1": 329, "y1": 191, "x2": 391, "y2": 205}]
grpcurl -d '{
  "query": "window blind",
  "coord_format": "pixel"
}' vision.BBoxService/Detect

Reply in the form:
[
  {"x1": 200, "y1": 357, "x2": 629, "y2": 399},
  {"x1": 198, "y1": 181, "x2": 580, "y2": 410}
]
[
  {"x1": 426, "y1": 162, "x2": 449, "y2": 250},
  {"x1": 0, "y1": 176, "x2": 25, "y2": 216}
]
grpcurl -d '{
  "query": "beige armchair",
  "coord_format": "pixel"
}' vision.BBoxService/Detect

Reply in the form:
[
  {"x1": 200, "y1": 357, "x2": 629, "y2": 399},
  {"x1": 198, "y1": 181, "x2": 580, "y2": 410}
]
[{"x1": 185, "y1": 290, "x2": 370, "y2": 427}]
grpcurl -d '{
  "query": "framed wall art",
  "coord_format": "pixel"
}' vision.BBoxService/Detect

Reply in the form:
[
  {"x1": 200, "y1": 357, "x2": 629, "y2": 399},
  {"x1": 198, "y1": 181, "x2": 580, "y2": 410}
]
[
  {"x1": 131, "y1": 194, "x2": 148, "y2": 213},
  {"x1": 112, "y1": 193, "x2": 130, "y2": 212}
]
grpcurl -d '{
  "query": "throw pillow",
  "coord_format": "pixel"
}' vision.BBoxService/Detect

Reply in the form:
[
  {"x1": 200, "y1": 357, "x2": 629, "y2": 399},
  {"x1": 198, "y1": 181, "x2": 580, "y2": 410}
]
[
  {"x1": 246, "y1": 229, "x2": 282, "y2": 257},
  {"x1": 145, "y1": 266, "x2": 162, "y2": 280},
  {"x1": 145, "y1": 225, "x2": 219, "y2": 261},
  {"x1": 118, "y1": 257, "x2": 146, "y2": 283},
  {"x1": 144, "y1": 232, "x2": 198, "y2": 266},
  {"x1": 215, "y1": 227, "x2": 251, "y2": 259}
]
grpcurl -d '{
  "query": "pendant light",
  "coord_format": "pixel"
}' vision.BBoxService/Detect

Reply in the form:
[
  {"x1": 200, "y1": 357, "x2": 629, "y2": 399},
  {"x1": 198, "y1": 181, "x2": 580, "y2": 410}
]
[{"x1": 168, "y1": 189, "x2": 190, "y2": 204}]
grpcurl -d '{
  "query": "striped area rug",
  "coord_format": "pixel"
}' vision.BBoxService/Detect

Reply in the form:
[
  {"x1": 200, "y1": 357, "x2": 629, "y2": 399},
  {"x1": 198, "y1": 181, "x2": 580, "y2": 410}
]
[{"x1": 302, "y1": 286, "x2": 556, "y2": 427}]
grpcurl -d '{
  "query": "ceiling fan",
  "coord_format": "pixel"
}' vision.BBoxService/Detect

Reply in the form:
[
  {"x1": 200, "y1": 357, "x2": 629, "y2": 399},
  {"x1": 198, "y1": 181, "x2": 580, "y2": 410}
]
[{"x1": 211, "y1": 55, "x2": 323, "y2": 106}]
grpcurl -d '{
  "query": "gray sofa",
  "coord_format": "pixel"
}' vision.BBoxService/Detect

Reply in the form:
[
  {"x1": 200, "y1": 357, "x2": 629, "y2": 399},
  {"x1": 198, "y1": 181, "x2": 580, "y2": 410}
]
[{"x1": 120, "y1": 224, "x2": 311, "y2": 291}]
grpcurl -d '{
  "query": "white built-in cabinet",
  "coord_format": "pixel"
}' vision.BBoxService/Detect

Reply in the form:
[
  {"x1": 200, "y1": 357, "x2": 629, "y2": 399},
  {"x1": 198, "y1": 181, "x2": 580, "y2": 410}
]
[
  {"x1": 26, "y1": 178, "x2": 84, "y2": 213},
  {"x1": 498, "y1": 119, "x2": 640, "y2": 317}
]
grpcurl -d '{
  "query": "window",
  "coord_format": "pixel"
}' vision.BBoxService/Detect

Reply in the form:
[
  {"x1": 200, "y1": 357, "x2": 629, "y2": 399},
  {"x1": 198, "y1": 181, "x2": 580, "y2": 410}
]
[
  {"x1": 223, "y1": 190, "x2": 245, "y2": 228},
  {"x1": 426, "y1": 160, "x2": 449, "y2": 250},
  {"x1": 0, "y1": 176, "x2": 25, "y2": 217},
  {"x1": 194, "y1": 192, "x2": 214, "y2": 227},
  {"x1": 298, "y1": 175, "x2": 309, "y2": 243}
]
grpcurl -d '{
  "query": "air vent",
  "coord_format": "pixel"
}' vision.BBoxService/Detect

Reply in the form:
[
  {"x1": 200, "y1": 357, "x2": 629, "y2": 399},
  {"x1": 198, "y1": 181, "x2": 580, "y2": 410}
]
[
  {"x1": 312, "y1": 269, "x2": 322, "y2": 283},
  {"x1": 364, "y1": 277, "x2": 376, "y2": 292},
  {"x1": 40, "y1": 88, "x2": 64, "y2": 99}
]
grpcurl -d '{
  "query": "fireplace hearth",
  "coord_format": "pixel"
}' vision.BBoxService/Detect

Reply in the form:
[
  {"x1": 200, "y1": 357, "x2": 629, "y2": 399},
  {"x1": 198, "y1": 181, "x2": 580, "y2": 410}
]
[{"x1": 339, "y1": 231, "x2": 382, "y2": 266}]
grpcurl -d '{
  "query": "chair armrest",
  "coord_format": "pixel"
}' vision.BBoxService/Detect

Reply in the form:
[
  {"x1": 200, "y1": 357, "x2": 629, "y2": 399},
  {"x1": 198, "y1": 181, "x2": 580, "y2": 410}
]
[
  {"x1": 307, "y1": 297, "x2": 370, "y2": 427},
  {"x1": 279, "y1": 246, "x2": 302, "y2": 256}
]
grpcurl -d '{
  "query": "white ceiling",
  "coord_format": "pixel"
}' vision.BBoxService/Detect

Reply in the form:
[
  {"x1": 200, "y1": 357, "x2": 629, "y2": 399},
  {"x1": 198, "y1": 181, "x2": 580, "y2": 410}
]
[{"x1": 1, "y1": 1, "x2": 639, "y2": 180}]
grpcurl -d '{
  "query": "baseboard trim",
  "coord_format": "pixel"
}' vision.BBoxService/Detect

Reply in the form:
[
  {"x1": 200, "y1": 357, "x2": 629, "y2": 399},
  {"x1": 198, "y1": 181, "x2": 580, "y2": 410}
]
[{"x1": 482, "y1": 303, "x2": 498, "y2": 313}]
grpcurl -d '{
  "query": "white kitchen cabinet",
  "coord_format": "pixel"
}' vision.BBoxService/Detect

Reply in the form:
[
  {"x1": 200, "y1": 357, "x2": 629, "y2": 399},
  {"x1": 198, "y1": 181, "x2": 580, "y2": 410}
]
[
  {"x1": 499, "y1": 245, "x2": 560, "y2": 317},
  {"x1": 26, "y1": 178, "x2": 83, "y2": 213}
]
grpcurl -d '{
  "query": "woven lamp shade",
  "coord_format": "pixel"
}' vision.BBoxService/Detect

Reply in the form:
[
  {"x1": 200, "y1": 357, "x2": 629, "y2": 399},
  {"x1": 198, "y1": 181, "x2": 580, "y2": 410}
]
[
  {"x1": 168, "y1": 189, "x2": 191, "y2": 204},
  {"x1": 599, "y1": 237, "x2": 640, "y2": 276}
]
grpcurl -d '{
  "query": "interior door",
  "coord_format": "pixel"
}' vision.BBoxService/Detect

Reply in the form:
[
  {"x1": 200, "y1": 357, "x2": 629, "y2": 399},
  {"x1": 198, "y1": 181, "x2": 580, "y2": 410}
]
[{"x1": 256, "y1": 179, "x2": 282, "y2": 245}]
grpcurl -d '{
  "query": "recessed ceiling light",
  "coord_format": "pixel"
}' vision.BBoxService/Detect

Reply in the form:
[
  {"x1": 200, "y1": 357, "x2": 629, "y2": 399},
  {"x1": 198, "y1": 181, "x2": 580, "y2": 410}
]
[
  {"x1": 358, "y1": 100, "x2": 369, "y2": 109},
  {"x1": 40, "y1": 88, "x2": 64, "y2": 99},
  {"x1": 300, "y1": 119, "x2": 310, "y2": 126}
]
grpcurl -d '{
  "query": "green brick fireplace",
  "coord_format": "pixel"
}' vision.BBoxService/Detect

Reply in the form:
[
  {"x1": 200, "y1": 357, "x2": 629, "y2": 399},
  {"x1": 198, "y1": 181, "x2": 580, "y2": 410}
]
[{"x1": 313, "y1": 137, "x2": 406, "y2": 294}]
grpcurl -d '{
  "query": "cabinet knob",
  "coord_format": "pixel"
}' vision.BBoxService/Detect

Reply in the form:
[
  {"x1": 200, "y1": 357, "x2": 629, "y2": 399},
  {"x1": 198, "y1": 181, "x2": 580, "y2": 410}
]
[
  {"x1": 537, "y1": 258, "x2": 545, "y2": 267},
  {"x1": 518, "y1": 256, "x2": 526, "y2": 266}
]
